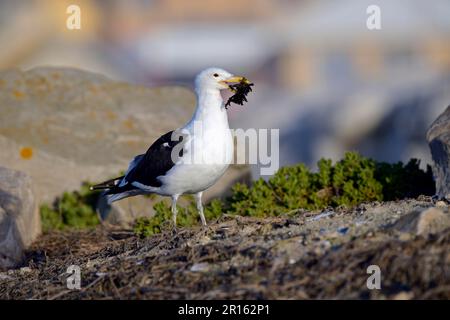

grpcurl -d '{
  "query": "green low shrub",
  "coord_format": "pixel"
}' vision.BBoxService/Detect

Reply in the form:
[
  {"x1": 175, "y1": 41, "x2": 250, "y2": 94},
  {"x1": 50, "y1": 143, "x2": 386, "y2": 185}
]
[
  {"x1": 39, "y1": 152, "x2": 435, "y2": 234},
  {"x1": 375, "y1": 158, "x2": 435, "y2": 200},
  {"x1": 134, "y1": 152, "x2": 435, "y2": 236},
  {"x1": 40, "y1": 182, "x2": 100, "y2": 232}
]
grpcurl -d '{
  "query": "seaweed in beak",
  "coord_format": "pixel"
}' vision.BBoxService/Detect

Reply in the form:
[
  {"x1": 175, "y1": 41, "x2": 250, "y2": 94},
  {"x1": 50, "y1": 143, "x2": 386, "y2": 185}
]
[{"x1": 224, "y1": 77, "x2": 254, "y2": 109}]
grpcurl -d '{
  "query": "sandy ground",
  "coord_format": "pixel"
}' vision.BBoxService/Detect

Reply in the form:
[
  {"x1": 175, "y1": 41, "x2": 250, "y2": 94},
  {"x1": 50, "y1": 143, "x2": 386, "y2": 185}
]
[{"x1": 1, "y1": 197, "x2": 449, "y2": 299}]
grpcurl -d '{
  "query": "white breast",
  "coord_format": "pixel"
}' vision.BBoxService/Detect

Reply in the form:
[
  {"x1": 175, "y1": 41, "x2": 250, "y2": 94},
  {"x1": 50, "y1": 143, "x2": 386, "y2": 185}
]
[{"x1": 157, "y1": 126, "x2": 233, "y2": 196}]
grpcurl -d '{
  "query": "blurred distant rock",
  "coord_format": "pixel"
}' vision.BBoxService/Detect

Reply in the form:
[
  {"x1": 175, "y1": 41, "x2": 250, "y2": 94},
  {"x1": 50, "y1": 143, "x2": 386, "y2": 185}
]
[
  {"x1": 273, "y1": 80, "x2": 450, "y2": 171},
  {"x1": 427, "y1": 105, "x2": 450, "y2": 200},
  {"x1": 0, "y1": 67, "x2": 251, "y2": 226},
  {"x1": 0, "y1": 166, "x2": 40, "y2": 270},
  {"x1": 389, "y1": 207, "x2": 450, "y2": 236},
  {"x1": 234, "y1": 82, "x2": 449, "y2": 182}
]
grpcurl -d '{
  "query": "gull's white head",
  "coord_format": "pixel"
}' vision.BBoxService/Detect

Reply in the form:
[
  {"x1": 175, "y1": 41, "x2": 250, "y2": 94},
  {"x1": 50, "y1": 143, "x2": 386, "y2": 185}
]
[{"x1": 194, "y1": 67, "x2": 245, "y2": 92}]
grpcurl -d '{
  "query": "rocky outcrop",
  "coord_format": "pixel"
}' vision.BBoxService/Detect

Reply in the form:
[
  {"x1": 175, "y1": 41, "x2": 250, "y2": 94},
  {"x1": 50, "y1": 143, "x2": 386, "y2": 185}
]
[
  {"x1": 427, "y1": 105, "x2": 450, "y2": 200},
  {"x1": 0, "y1": 67, "x2": 196, "y2": 203},
  {"x1": 0, "y1": 67, "x2": 251, "y2": 225},
  {"x1": 0, "y1": 167, "x2": 40, "y2": 270},
  {"x1": 389, "y1": 207, "x2": 450, "y2": 236}
]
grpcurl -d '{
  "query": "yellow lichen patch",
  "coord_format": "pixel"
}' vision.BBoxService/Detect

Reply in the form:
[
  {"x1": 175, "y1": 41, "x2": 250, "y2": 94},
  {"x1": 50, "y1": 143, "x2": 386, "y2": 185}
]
[
  {"x1": 122, "y1": 119, "x2": 134, "y2": 130},
  {"x1": 0, "y1": 79, "x2": 5, "y2": 88},
  {"x1": 20, "y1": 147, "x2": 33, "y2": 160},
  {"x1": 106, "y1": 110, "x2": 117, "y2": 120},
  {"x1": 13, "y1": 90, "x2": 25, "y2": 99}
]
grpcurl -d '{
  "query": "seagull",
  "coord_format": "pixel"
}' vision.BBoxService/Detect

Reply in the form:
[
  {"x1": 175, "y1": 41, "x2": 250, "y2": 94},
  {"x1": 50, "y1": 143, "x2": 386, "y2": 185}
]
[{"x1": 91, "y1": 67, "x2": 248, "y2": 227}]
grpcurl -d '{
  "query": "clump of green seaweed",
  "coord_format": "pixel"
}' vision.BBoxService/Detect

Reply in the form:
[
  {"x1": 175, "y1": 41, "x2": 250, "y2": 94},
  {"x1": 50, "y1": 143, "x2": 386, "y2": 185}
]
[{"x1": 225, "y1": 78, "x2": 254, "y2": 108}]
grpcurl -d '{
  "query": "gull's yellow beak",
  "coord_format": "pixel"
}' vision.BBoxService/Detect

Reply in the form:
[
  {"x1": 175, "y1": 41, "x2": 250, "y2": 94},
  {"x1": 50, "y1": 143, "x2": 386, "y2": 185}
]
[{"x1": 220, "y1": 76, "x2": 249, "y2": 85}]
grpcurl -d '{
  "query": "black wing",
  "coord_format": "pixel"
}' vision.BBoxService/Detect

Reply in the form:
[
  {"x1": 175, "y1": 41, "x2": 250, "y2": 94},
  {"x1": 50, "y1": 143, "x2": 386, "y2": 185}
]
[
  {"x1": 125, "y1": 130, "x2": 185, "y2": 188},
  {"x1": 91, "y1": 176, "x2": 125, "y2": 190}
]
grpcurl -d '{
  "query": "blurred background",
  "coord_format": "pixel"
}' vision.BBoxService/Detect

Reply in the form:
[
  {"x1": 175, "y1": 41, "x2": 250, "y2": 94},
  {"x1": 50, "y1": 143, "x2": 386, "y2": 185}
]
[{"x1": 1, "y1": 0, "x2": 449, "y2": 177}]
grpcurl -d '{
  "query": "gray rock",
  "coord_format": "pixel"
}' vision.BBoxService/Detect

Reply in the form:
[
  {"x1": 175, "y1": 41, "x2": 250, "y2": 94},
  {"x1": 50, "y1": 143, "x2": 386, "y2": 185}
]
[
  {"x1": 389, "y1": 207, "x2": 450, "y2": 236},
  {"x1": 239, "y1": 79, "x2": 450, "y2": 175},
  {"x1": 0, "y1": 67, "x2": 196, "y2": 204},
  {"x1": 190, "y1": 262, "x2": 211, "y2": 273},
  {"x1": 427, "y1": 105, "x2": 450, "y2": 200},
  {"x1": 0, "y1": 166, "x2": 40, "y2": 270}
]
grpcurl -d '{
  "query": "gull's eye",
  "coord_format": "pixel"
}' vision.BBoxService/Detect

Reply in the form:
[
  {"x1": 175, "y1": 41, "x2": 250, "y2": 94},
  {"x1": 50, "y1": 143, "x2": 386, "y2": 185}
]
[{"x1": 213, "y1": 73, "x2": 219, "y2": 77}]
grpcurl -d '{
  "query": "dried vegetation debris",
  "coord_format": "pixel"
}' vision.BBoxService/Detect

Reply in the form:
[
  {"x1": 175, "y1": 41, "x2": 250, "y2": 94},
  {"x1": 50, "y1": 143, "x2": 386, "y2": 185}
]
[{"x1": 1, "y1": 198, "x2": 449, "y2": 299}]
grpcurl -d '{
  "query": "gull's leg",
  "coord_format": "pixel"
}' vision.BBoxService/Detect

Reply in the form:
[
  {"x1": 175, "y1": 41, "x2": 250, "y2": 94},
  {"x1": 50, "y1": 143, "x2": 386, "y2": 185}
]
[
  {"x1": 171, "y1": 194, "x2": 180, "y2": 228},
  {"x1": 195, "y1": 192, "x2": 207, "y2": 227}
]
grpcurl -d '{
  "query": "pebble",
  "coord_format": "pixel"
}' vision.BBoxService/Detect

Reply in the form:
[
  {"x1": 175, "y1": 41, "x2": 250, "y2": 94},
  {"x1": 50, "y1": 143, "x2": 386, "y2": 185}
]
[
  {"x1": 19, "y1": 267, "x2": 32, "y2": 273},
  {"x1": 398, "y1": 233, "x2": 412, "y2": 241},
  {"x1": 307, "y1": 211, "x2": 333, "y2": 222},
  {"x1": 393, "y1": 291, "x2": 414, "y2": 300},
  {"x1": 190, "y1": 262, "x2": 210, "y2": 272},
  {"x1": 198, "y1": 236, "x2": 212, "y2": 245},
  {"x1": 0, "y1": 273, "x2": 13, "y2": 280},
  {"x1": 435, "y1": 201, "x2": 447, "y2": 208},
  {"x1": 96, "y1": 272, "x2": 108, "y2": 277}
]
